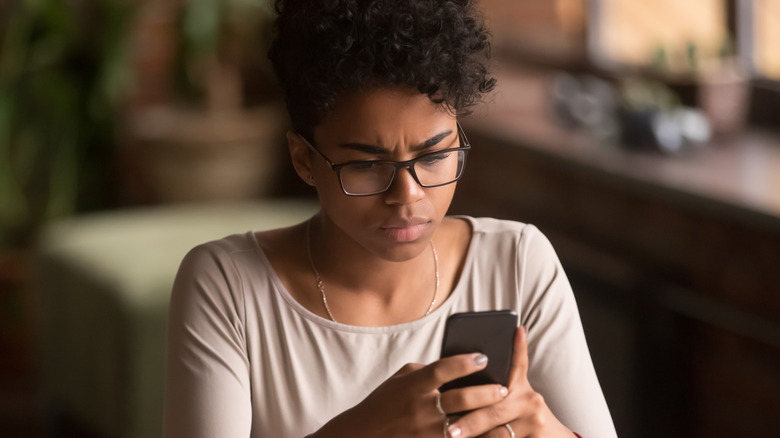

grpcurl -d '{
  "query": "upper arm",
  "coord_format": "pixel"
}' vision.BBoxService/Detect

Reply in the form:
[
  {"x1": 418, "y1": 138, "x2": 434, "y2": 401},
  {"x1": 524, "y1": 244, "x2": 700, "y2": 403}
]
[
  {"x1": 517, "y1": 226, "x2": 618, "y2": 438},
  {"x1": 163, "y1": 244, "x2": 253, "y2": 438}
]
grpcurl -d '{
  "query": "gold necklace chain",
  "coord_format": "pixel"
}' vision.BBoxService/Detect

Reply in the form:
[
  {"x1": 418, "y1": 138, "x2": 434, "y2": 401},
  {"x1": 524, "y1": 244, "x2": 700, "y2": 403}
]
[{"x1": 306, "y1": 219, "x2": 439, "y2": 323}]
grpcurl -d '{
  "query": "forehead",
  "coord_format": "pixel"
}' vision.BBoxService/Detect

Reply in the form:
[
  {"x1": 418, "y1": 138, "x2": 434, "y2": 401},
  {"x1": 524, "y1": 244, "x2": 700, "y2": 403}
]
[{"x1": 314, "y1": 86, "x2": 455, "y2": 144}]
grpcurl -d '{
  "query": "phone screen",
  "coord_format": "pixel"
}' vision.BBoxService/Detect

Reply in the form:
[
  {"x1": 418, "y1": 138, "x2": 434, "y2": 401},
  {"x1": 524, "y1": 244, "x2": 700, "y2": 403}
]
[{"x1": 439, "y1": 310, "x2": 518, "y2": 393}]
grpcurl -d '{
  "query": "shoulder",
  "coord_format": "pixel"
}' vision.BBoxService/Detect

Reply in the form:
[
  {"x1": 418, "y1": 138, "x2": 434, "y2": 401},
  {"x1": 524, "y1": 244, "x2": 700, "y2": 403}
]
[
  {"x1": 463, "y1": 216, "x2": 553, "y2": 255},
  {"x1": 178, "y1": 233, "x2": 259, "y2": 277},
  {"x1": 172, "y1": 233, "x2": 268, "y2": 315},
  {"x1": 190, "y1": 232, "x2": 259, "y2": 257},
  {"x1": 460, "y1": 217, "x2": 563, "y2": 291}
]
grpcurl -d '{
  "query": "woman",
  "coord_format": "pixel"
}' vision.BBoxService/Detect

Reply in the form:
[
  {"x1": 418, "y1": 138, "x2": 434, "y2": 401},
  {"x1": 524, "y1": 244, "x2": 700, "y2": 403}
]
[{"x1": 163, "y1": 0, "x2": 618, "y2": 437}]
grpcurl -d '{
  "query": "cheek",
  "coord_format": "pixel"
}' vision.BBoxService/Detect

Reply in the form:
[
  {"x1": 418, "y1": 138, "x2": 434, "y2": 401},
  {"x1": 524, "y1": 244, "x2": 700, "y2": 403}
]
[
  {"x1": 430, "y1": 183, "x2": 457, "y2": 214},
  {"x1": 319, "y1": 195, "x2": 386, "y2": 248},
  {"x1": 311, "y1": 160, "x2": 339, "y2": 190},
  {"x1": 317, "y1": 188, "x2": 376, "y2": 226}
]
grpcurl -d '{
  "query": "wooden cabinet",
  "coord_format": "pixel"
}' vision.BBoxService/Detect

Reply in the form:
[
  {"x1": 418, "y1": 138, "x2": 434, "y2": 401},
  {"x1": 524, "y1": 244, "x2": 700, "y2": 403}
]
[{"x1": 450, "y1": 116, "x2": 780, "y2": 437}]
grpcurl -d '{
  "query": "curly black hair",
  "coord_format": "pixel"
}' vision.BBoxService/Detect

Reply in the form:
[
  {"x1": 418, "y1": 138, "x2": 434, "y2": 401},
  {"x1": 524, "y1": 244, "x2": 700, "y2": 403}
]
[{"x1": 268, "y1": 0, "x2": 496, "y2": 138}]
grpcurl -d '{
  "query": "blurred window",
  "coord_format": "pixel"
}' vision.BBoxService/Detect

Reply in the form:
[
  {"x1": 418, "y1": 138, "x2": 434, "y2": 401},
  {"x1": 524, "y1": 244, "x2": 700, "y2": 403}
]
[
  {"x1": 481, "y1": 0, "x2": 780, "y2": 82},
  {"x1": 752, "y1": 0, "x2": 780, "y2": 80},
  {"x1": 590, "y1": 0, "x2": 730, "y2": 74},
  {"x1": 478, "y1": 0, "x2": 780, "y2": 130},
  {"x1": 590, "y1": 0, "x2": 780, "y2": 82}
]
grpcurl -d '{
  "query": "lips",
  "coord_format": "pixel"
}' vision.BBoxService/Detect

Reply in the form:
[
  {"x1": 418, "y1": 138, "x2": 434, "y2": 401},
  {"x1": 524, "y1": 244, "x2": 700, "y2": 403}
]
[{"x1": 378, "y1": 220, "x2": 431, "y2": 243}]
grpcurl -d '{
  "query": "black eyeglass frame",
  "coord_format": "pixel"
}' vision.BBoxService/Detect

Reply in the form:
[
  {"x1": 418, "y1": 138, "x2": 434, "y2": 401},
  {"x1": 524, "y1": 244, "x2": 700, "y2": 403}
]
[{"x1": 298, "y1": 122, "x2": 472, "y2": 196}]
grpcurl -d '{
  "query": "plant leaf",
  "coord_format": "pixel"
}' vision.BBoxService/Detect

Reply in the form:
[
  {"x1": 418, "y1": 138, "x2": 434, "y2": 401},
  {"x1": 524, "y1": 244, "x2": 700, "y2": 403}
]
[{"x1": 183, "y1": 0, "x2": 222, "y2": 57}]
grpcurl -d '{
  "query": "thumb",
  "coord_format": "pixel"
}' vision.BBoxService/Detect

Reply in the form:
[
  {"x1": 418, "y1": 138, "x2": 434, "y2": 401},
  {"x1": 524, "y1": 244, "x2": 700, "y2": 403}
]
[{"x1": 508, "y1": 326, "x2": 529, "y2": 386}]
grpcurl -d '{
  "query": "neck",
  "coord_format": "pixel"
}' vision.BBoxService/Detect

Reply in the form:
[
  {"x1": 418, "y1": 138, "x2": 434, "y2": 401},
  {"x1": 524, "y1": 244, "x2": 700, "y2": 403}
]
[{"x1": 306, "y1": 214, "x2": 439, "y2": 324}]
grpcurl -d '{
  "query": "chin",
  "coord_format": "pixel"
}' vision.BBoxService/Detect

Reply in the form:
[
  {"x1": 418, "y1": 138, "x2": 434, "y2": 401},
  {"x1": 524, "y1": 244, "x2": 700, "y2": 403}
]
[{"x1": 371, "y1": 236, "x2": 433, "y2": 263}]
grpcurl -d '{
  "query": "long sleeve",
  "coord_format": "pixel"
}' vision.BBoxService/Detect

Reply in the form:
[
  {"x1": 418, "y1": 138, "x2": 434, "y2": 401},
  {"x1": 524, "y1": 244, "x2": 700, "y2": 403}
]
[
  {"x1": 163, "y1": 243, "x2": 253, "y2": 438},
  {"x1": 161, "y1": 221, "x2": 617, "y2": 437},
  {"x1": 518, "y1": 226, "x2": 618, "y2": 438}
]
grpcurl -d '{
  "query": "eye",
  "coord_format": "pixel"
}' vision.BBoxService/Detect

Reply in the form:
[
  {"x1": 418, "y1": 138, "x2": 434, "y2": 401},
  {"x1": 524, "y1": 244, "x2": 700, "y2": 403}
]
[
  {"x1": 348, "y1": 161, "x2": 382, "y2": 171},
  {"x1": 419, "y1": 151, "x2": 451, "y2": 165}
]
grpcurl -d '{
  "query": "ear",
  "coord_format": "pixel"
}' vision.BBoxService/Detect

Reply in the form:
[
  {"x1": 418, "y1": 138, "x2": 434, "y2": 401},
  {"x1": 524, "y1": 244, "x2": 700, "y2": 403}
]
[{"x1": 287, "y1": 130, "x2": 316, "y2": 186}]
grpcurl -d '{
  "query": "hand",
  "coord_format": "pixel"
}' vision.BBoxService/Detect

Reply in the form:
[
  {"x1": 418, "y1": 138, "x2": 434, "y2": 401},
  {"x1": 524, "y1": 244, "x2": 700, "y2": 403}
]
[
  {"x1": 445, "y1": 327, "x2": 573, "y2": 438},
  {"x1": 312, "y1": 353, "x2": 509, "y2": 438}
]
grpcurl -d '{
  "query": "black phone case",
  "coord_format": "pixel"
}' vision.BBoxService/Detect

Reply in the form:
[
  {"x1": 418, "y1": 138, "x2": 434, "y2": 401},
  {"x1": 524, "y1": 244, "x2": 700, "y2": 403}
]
[{"x1": 439, "y1": 310, "x2": 518, "y2": 393}]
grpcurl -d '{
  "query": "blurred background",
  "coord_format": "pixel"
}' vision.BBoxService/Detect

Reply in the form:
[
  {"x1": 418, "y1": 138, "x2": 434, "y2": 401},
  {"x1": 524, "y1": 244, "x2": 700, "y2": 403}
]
[{"x1": 1, "y1": 0, "x2": 779, "y2": 437}]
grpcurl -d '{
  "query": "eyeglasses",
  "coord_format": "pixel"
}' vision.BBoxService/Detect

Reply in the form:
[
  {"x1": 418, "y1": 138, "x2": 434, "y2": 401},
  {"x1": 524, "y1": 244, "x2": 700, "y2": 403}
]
[{"x1": 298, "y1": 123, "x2": 471, "y2": 196}]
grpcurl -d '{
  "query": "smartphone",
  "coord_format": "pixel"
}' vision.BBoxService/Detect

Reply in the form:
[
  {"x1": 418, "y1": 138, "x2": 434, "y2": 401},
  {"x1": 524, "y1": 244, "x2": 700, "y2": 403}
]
[{"x1": 439, "y1": 310, "x2": 518, "y2": 393}]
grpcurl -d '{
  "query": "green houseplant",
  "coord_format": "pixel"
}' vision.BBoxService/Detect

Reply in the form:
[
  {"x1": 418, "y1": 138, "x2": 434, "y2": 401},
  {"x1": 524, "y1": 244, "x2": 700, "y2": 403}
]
[
  {"x1": 0, "y1": 0, "x2": 136, "y2": 415},
  {"x1": 0, "y1": 0, "x2": 136, "y2": 248}
]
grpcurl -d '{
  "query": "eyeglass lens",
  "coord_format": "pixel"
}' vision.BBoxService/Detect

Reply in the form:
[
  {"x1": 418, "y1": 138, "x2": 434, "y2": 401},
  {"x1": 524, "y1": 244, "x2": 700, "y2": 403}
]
[{"x1": 339, "y1": 149, "x2": 466, "y2": 195}]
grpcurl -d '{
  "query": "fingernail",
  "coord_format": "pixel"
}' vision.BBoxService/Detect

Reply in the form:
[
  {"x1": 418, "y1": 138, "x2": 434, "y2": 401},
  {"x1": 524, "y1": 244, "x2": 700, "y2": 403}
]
[
  {"x1": 473, "y1": 353, "x2": 488, "y2": 366},
  {"x1": 499, "y1": 386, "x2": 508, "y2": 397},
  {"x1": 447, "y1": 424, "x2": 462, "y2": 437}
]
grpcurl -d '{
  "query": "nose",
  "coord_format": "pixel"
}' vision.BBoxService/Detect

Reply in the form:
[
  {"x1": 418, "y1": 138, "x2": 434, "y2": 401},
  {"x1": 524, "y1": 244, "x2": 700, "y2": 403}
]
[{"x1": 383, "y1": 166, "x2": 425, "y2": 205}]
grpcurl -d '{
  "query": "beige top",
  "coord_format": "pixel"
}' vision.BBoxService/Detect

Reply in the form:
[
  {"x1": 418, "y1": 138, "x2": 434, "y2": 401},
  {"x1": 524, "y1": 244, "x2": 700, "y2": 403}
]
[{"x1": 163, "y1": 217, "x2": 617, "y2": 437}]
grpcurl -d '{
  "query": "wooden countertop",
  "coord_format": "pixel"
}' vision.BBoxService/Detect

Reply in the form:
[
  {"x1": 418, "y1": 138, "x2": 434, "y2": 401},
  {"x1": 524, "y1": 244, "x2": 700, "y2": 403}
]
[{"x1": 464, "y1": 68, "x2": 780, "y2": 233}]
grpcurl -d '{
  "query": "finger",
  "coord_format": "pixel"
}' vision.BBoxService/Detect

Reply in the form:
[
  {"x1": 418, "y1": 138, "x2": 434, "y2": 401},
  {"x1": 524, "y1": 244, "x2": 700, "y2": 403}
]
[
  {"x1": 477, "y1": 421, "x2": 527, "y2": 438},
  {"x1": 439, "y1": 384, "x2": 508, "y2": 414},
  {"x1": 507, "y1": 326, "x2": 529, "y2": 387},
  {"x1": 446, "y1": 397, "x2": 514, "y2": 438},
  {"x1": 414, "y1": 353, "x2": 489, "y2": 392},
  {"x1": 394, "y1": 362, "x2": 425, "y2": 377}
]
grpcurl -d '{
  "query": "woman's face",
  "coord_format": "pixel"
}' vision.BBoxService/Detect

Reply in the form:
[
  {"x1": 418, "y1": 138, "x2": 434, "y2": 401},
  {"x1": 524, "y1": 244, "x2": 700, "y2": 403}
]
[{"x1": 302, "y1": 86, "x2": 460, "y2": 262}]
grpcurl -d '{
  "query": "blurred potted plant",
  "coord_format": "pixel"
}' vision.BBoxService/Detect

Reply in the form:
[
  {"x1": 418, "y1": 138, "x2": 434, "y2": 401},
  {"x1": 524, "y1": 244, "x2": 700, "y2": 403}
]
[
  {"x1": 125, "y1": 0, "x2": 285, "y2": 203},
  {"x1": 0, "y1": 0, "x2": 135, "y2": 249},
  {"x1": 693, "y1": 39, "x2": 751, "y2": 137},
  {"x1": 650, "y1": 38, "x2": 750, "y2": 138},
  {"x1": 0, "y1": 0, "x2": 135, "y2": 400}
]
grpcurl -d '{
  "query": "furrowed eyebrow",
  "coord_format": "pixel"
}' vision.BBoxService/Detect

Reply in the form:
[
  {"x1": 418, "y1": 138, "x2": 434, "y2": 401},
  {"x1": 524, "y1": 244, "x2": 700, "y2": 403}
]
[
  {"x1": 415, "y1": 130, "x2": 453, "y2": 151},
  {"x1": 338, "y1": 142, "x2": 387, "y2": 155},
  {"x1": 338, "y1": 130, "x2": 454, "y2": 155}
]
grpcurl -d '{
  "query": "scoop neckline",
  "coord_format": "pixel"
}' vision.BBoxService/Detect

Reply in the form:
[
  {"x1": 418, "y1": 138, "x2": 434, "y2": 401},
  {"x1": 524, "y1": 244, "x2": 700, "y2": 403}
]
[{"x1": 247, "y1": 216, "x2": 479, "y2": 334}]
